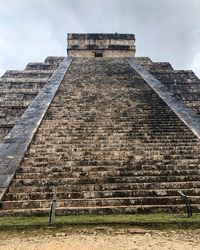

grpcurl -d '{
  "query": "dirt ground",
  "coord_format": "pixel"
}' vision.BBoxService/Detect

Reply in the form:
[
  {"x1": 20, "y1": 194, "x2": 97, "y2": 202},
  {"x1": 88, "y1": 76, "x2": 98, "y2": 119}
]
[{"x1": 0, "y1": 228, "x2": 200, "y2": 250}]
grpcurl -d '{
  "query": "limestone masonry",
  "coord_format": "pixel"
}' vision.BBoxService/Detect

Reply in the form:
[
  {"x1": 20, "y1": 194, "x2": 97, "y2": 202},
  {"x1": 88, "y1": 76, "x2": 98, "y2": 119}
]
[
  {"x1": 0, "y1": 33, "x2": 200, "y2": 216},
  {"x1": 67, "y1": 33, "x2": 135, "y2": 58}
]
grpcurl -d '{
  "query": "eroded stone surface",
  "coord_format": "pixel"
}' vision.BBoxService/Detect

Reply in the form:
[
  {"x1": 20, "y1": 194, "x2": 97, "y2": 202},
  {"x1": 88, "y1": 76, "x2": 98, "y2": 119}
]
[
  {"x1": 0, "y1": 57, "x2": 64, "y2": 142},
  {"x1": 0, "y1": 58, "x2": 72, "y2": 190},
  {"x1": 127, "y1": 57, "x2": 200, "y2": 139},
  {"x1": 67, "y1": 33, "x2": 135, "y2": 58},
  {"x1": 1, "y1": 58, "x2": 200, "y2": 216},
  {"x1": 138, "y1": 57, "x2": 200, "y2": 116}
]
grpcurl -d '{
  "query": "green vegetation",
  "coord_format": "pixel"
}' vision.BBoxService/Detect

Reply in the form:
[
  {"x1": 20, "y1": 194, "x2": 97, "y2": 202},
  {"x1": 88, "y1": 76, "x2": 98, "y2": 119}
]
[{"x1": 0, "y1": 213, "x2": 200, "y2": 230}]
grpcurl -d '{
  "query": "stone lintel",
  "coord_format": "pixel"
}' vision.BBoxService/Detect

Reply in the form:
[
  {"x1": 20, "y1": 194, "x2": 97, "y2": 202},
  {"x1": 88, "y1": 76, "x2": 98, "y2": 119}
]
[
  {"x1": 68, "y1": 33, "x2": 135, "y2": 40},
  {"x1": 126, "y1": 58, "x2": 200, "y2": 139}
]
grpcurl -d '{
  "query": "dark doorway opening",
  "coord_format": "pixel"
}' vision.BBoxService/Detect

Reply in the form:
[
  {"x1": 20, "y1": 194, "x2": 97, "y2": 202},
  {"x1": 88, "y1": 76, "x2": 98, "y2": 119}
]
[{"x1": 95, "y1": 52, "x2": 103, "y2": 57}]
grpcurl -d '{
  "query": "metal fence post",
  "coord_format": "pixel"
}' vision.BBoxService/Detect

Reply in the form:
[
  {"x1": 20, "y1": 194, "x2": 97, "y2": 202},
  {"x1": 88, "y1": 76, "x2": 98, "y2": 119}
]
[
  {"x1": 49, "y1": 185, "x2": 57, "y2": 225},
  {"x1": 178, "y1": 191, "x2": 192, "y2": 218}
]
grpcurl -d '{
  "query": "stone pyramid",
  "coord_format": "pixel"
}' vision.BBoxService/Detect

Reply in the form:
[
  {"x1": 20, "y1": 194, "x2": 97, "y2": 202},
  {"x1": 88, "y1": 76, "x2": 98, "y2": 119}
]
[{"x1": 0, "y1": 33, "x2": 200, "y2": 216}]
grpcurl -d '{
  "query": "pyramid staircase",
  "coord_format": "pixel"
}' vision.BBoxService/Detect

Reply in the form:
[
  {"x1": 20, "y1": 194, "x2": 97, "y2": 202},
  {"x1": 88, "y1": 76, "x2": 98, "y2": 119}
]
[{"x1": 0, "y1": 57, "x2": 200, "y2": 216}]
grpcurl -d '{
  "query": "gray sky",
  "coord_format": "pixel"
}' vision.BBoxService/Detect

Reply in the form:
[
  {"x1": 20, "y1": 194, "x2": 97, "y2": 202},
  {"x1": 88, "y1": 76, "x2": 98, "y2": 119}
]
[{"x1": 0, "y1": 0, "x2": 200, "y2": 77}]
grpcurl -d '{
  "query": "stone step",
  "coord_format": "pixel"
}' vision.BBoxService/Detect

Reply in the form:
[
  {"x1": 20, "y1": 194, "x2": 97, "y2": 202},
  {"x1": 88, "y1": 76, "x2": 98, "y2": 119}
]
[
  {"x1": 27, "y1": 135, "x2": 198, "y2": 141},
  {"x1": 144, "y1": 62, "x2": 173, "y2": 71},
  {"x1": 28, "y1": 136, "x2": 196, "y2": 141},
  {"x1": 0, "y1": 121, "x2": 19, "y2": 127},
  {"x1": 0, "y1": 100, "x2": 32, "y2": 107},
  {"x1": 136, "y1": 57, "x2": 153, "y2": 65},
  {"x1": 16, "y1": 166, "x2": 200, "y2": 176},
  {"x1": 150, "y1": 70, "x2": 198, "y2": 80},
  {"x1": 0, "y1": 93, "x2": 37, "y2": 102},
  {"x1": 31, "y1": 122, "x2": 190, "y2": 127},
  {"x1": 14, "y1": 170, "x2": 200, "y2": 180},
  {"x1": 1, "y1": 204, "x2": 199, "y2": 216},
  {"x1": 0, "y1": 83, "x2": 45, "y2": 91},
  {"x1": 37, "y1": 116, "x2": 133, "y2": 124},
  {"x1": 0, "y1": 77, "x2": 48, "y2": 83},
  {"x1": 29, "y1": 127, "x2": 195, "y2": 133},
  {"x1": 25, "y1": 144, "x2": 200, "y2": 152},
  {"x1": 0, "y1": 89, "x2": 39, "y2": 94},
  {"x1": 1, "y1": 196, "x2": 200, "y2": 210},
  {"x1": 25, "y1": 144, "x2": 199, "y2": 152},
  {"x1": 10, "y1": 176, "x2": 200, "y2": 188},
  {"x1": 25, "y1": 147, "x2": 200, "y2": 155},
  {"x1": 9, "y1": 181, "x2": 200, "y2": 194},
  {"x1": 29, "y1": 124, "x2": 196, "y2": 131},
  {"x1": 20, "y1": 159, "x2": 200, "y2": 171},
  {"x1": 25, "y1": 63, "x2": 57, "y2": 71},
  {"x1": 21, "y1": 153, "x2": 200, "y2": 162},
  {"x1": 4, "y1": 188, "x2": 200, "y2": 201},
  {"x1": 0, "y1": 122, "x2": 14, "y2": 128},
  {"x1": 153, "y1": 77, "x2": 200, "y2": 84},
  {"x1": 2, "y1": 70, "x2": 54, "y2": 79},
  {"x1": 0, "y1": 81, "x2": 46, "y2": 91},
  {"x1": 29, "y1": 137, "x2": 200, "y2": 145},
  {"x1": 44, "y1": 56, "x2": 64, "y2": 65}
]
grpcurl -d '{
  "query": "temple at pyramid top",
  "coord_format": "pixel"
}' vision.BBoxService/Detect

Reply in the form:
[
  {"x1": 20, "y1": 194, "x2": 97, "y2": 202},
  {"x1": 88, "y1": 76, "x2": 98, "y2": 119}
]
[{"x1": 67, "y1": 33, "x2": 136, "y2": 58}]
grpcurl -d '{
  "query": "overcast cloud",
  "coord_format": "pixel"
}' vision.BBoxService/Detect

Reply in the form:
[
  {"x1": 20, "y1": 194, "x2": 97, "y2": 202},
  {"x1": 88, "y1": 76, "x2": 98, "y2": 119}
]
[{"x1": 0, "y1": 0, "x2": 200, "y2": 77}]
